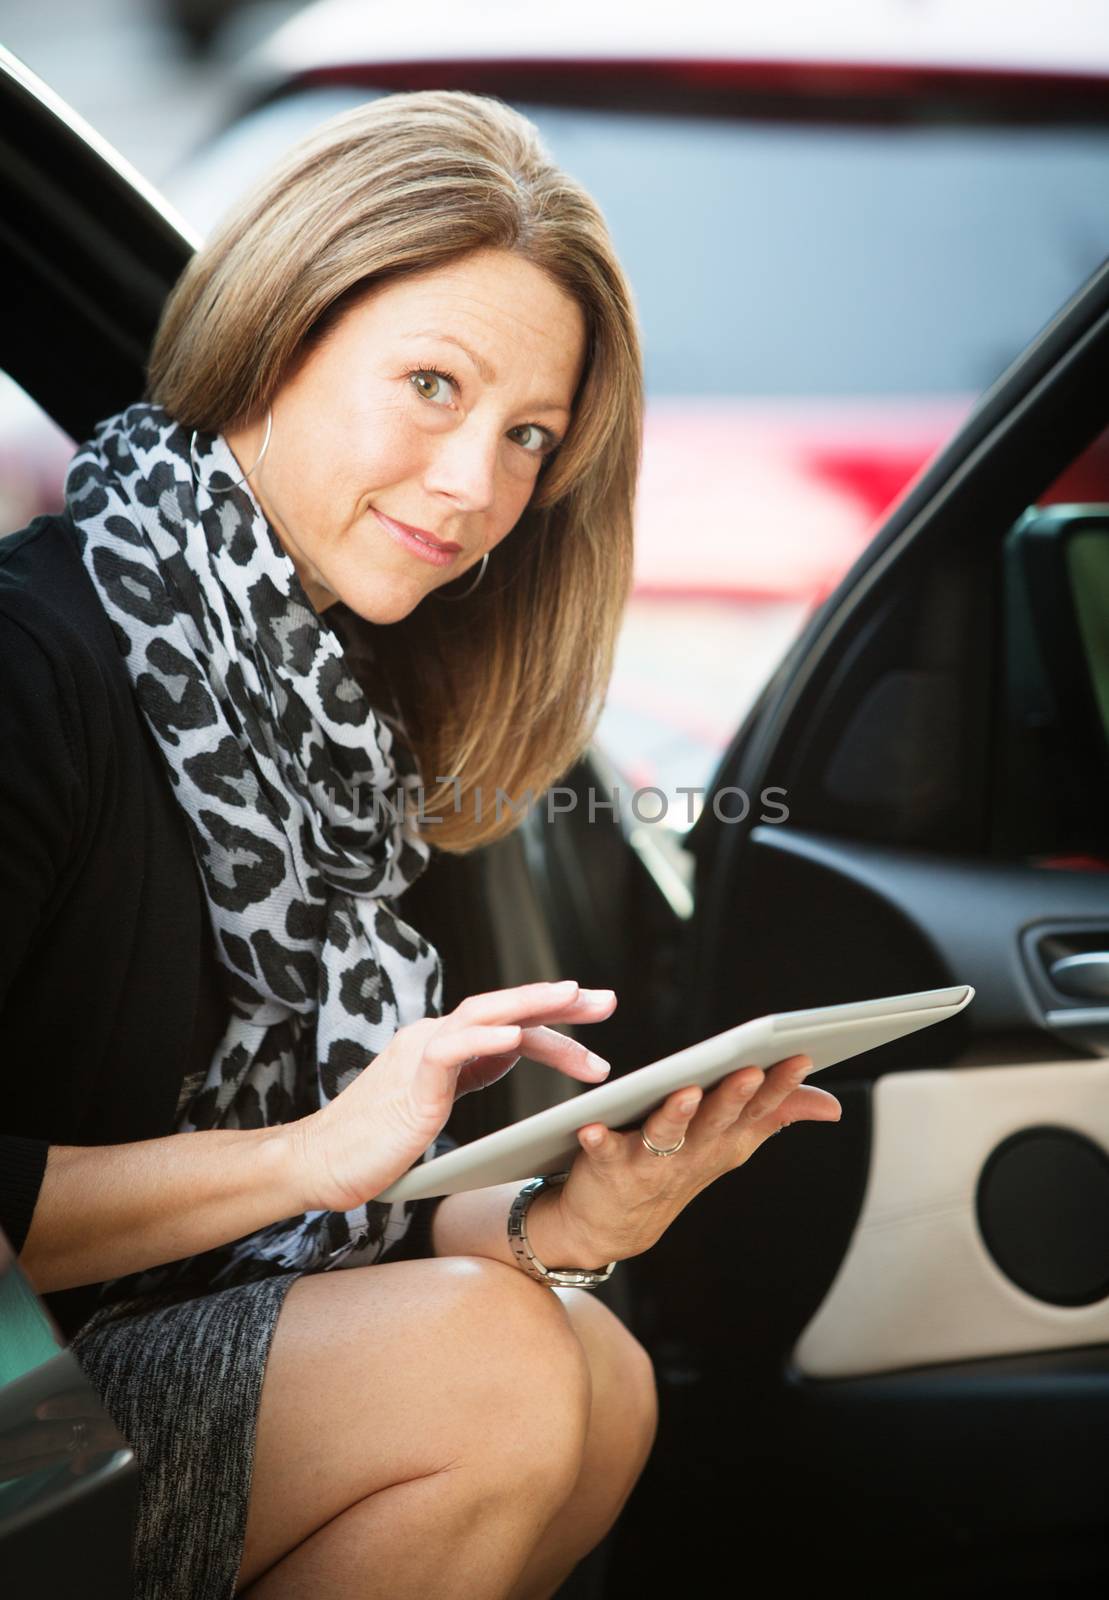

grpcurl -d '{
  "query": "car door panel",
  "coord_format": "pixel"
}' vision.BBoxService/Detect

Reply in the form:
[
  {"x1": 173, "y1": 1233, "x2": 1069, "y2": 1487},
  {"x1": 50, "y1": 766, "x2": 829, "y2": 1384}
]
[
  {"x1": 704, "y1": 824, "x2": 1109, "y2": 1053},
  {"x1": 580, "y1": 267, "x2": 1109, "y2": 1588},
  {"x1": 794, "y1": 1058, "x2": 1109, "y2": 1378}
]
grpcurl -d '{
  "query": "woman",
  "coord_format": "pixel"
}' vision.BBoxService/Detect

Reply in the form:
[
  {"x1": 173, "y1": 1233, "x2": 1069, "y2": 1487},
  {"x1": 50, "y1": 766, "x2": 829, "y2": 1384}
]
[{"x1": 0, "y1": 89, "x2": 841, "y2": 1598}]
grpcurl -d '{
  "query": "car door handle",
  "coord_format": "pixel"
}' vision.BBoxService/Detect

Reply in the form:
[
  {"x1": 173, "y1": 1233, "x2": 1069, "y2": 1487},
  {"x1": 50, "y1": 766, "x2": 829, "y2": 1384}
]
[{"x1": 1048, "y1": 952, "x2": 1109, "y2": 1001}]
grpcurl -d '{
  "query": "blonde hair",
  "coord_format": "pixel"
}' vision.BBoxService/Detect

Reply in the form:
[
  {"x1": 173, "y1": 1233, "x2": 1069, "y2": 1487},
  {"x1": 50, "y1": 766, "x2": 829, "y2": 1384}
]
[{"x1": 147, "y1": 89, "x2": 643, "y2": 853}]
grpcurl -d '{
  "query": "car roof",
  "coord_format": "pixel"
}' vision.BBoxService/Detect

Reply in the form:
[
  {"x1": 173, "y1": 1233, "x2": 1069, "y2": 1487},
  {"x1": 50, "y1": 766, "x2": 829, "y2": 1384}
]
[{"x1": 255, "y1": 0, "x2": 1109, "y2": 83}]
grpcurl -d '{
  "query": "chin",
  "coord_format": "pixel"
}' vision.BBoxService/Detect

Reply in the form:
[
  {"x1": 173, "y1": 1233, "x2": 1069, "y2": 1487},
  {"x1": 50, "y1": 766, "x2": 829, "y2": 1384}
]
[{"x1": 339, "y1": 573, "x2": 430, "y2": 627}]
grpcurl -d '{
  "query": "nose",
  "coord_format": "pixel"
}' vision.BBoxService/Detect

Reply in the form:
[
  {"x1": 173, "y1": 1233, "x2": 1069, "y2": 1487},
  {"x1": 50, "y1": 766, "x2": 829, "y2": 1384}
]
[{"x1": 423, "y1": 419, "x2": 499, "y2": 514}]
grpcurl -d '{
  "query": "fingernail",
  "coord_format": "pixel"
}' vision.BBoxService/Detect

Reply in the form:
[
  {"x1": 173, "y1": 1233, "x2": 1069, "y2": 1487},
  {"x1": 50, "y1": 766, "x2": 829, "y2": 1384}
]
[
  {"x1": 679, "y1": 1095, "x2": 699, "y2": 1115},
  {"x1": 552, "y1": 979, "x2": 578, "y2": 994},
  {"x1": 582, "y1": 988, "x2": 615, "y2": 1000},
  {"x1": 587, "y1": 1053, "x2": 610, "y2": 1076}
]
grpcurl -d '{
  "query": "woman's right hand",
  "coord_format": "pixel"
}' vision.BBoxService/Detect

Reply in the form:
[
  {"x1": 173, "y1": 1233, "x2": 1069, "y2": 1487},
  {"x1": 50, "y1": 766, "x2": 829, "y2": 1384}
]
[{"x1": 288, "y1": 979, "x2": 617, "y2": 1213}]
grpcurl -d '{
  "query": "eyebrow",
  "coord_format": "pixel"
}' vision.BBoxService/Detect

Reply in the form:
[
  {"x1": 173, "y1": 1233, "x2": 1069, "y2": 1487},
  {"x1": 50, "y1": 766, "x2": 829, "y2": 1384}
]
[{"x1": 403, "y1": 330, "x2": 572, "y2": 416}]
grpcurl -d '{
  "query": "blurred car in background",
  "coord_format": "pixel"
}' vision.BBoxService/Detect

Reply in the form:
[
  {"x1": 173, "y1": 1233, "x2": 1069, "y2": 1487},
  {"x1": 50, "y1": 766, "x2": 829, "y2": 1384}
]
[{"x1": 6, "y1": 0, "x2": 1109, "y2": 819}]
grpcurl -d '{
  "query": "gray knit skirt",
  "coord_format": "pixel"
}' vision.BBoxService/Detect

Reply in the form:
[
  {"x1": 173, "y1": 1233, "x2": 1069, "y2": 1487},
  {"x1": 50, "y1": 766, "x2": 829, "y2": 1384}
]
[{"x1": 69, "y1": 1271, "x2": 304, "y2": 1600}]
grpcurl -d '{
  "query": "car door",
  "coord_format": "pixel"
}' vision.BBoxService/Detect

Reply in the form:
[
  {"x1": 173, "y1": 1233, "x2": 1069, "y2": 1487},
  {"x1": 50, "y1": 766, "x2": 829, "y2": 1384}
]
[{"x1": 520, "y1": 251, "x2": 1109, "y2": 1595}]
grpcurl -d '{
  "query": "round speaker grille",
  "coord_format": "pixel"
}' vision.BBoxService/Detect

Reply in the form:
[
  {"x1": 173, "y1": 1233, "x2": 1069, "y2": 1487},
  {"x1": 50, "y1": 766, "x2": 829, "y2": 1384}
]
[{"x1": 976, "y1": 1126, "x2": 1109, "y2": 1306}]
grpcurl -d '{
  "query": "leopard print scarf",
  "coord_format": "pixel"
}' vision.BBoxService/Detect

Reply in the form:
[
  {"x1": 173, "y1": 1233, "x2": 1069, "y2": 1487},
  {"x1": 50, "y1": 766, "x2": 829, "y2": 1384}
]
[{"x1": 65, "y1": 401, "x2": 446, "y2": 1302}]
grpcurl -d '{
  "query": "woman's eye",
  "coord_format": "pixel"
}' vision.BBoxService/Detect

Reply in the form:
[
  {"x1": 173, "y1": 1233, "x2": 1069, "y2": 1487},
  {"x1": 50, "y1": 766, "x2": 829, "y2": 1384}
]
[
  {"x1": 409, "y1": 369, "x2": 554, "y2": 455},
  {"x1": 409, "y1": 369, "x2": 455, "y2": 406},
  {"x1": 510, "y1": 424, "x2": 550, "y2": 455}
]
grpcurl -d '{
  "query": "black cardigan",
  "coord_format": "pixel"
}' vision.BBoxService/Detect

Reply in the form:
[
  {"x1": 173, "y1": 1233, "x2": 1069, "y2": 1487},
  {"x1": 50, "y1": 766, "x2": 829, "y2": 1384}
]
[{"x1": 0, "y1": 511, "x2": 440, "y2": 1341}]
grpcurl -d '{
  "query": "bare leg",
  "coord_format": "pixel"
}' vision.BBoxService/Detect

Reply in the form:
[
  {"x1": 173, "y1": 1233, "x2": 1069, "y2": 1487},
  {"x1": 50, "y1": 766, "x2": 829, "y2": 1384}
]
[
  {"x1": 240, "y1": 1457, "x2": 579, "y2": 1599},
  {"x1": 234, "y1": 1257, "x2": 591, "y2": 1600},
  {"x1": 504, "y1": 1288, "x2": 659, "y2": 1600}
]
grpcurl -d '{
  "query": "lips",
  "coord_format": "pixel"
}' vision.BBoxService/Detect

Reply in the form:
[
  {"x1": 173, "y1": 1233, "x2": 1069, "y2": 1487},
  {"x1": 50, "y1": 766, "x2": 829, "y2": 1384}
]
[{"x1": 373, "y1": 508, "x2": 461, "y2": 553}]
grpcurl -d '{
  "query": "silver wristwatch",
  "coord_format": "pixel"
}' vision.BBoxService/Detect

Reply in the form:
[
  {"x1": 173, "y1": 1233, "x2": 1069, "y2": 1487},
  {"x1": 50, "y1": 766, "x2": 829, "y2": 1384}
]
[{"x1": 507, "y1": 1173, "x2": 616, "y2": 1289}]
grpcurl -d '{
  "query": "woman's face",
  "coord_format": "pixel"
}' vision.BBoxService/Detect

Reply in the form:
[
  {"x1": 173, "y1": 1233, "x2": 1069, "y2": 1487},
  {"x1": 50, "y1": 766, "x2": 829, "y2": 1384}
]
[{"x1": 225, "y1": 247, "x2": 587, "y2": 622}]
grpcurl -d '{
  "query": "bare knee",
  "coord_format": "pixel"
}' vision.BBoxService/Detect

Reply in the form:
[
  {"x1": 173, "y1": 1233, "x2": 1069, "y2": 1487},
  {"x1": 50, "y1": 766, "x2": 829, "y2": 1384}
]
[
  {"x1": 495, "y1": 1294, "x2": 658, "y2": 1600},
  {"x1": 435, "y1": 1257, "x2": 593, "y2": 1502},
  {"x1": 554, "y1": 1289, "x2": 659, "y2": 1474},
  {"x1": 614, "y1": 1315, "x2": 658, "y2": 1464}
]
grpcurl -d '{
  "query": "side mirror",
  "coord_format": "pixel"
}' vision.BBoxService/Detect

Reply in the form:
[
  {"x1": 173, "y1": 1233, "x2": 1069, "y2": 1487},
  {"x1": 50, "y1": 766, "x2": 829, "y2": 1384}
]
[{"x1": 1004, "y1": 504, "x2": 1109, "y2": 811}]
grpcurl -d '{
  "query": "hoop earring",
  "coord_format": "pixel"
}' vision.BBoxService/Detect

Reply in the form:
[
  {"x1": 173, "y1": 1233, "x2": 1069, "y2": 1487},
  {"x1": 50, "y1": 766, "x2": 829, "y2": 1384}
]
[
  {"x1": 434, "y1": 549, "x2": 489, "y2": 601},
  {"x1": 189, "y1": 407, "x2": 273, "y2": 495}
]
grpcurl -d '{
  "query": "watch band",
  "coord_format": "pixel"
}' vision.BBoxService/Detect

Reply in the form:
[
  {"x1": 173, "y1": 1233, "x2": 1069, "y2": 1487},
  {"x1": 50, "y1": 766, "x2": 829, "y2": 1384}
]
[{"x1": 507, "y1": 1173, "x2": 616, "y2": 1289}]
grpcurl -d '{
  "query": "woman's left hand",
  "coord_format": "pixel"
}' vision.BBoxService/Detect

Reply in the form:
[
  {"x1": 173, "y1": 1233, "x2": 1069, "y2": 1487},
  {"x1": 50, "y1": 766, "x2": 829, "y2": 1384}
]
[{"x1": 542, "y1": 1054, "x2": 842, "y2": 1267}]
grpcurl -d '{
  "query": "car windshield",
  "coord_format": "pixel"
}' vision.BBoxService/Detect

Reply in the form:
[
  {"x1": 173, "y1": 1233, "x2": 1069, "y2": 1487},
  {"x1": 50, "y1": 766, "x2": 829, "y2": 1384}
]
[{"x1": 168, "y1": 88, "x2": 1109, "y2": 829}]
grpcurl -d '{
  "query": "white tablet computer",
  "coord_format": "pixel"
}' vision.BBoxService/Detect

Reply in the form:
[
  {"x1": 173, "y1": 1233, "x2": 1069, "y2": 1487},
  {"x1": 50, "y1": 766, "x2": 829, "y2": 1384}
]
[{"x1": 376, "y1": 983, "x2": 974, "y2": 1201}]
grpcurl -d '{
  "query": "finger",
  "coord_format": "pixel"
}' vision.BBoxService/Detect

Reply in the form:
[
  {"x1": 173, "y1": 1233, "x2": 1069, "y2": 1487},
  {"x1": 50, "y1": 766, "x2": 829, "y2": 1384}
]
[
  {"x1": 515, "y1": 1024, "x2": 610, "y2": 1082},
  {"x1": 771, "y1": 1084, "x2": 843, "y2": 1126},
  {"x1": 745, "y1": 1055, "x2": 814, "y2": 1125},
  {"x1": 538, "y1": 988, "x2": 618, "y2": 1021},
  {"x1": 577, "y1": 1122, "x2": 622, "y2": 1161},
  {"x1": 451, "y1": 982, "x2": 616, "y2": 1032},
  {"x1": 454, "y1": 1052, "x2": 524, "y2": 1097},
  {"x1": 452, "y1": 980, "x2": 580, "y2": 1027},
  {"x1": 745, "y1": 1085, "x2": 842, "y2": 1147},
  {"x1": 493, "y1": 986, "x2": 617, "y2": 1030},
  {"x1": 574, "y1": 1082, "x2": 710, "y2": 1159},
  {"x1": 422, "y1": 1023, "x2": 525, "y2": 1069},
  {"x1": 446, "y1": 1024, "x2": 612, "y2": 1095},
  {"x1": 697, "y1": 1065, "x2": 764, "y2": 1135},
  {"x1": 469, "y1": 989, "x2": 617, "y2": 1029},
  {"x1": 639, "y1": 1084, "x2": 703, "y2": 1155}
]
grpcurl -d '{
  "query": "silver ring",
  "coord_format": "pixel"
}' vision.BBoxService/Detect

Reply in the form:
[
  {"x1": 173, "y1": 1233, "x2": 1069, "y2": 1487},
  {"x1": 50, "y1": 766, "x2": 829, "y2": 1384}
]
[{"x1": 640, "y1": 1130, "x2": 685, "y2": 1157}]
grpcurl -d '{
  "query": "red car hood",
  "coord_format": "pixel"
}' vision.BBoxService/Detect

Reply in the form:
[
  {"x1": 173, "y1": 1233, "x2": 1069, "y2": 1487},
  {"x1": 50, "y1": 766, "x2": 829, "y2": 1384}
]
[{"x1": 634, "y1": 396, "x2": 976, "y2": 603}]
